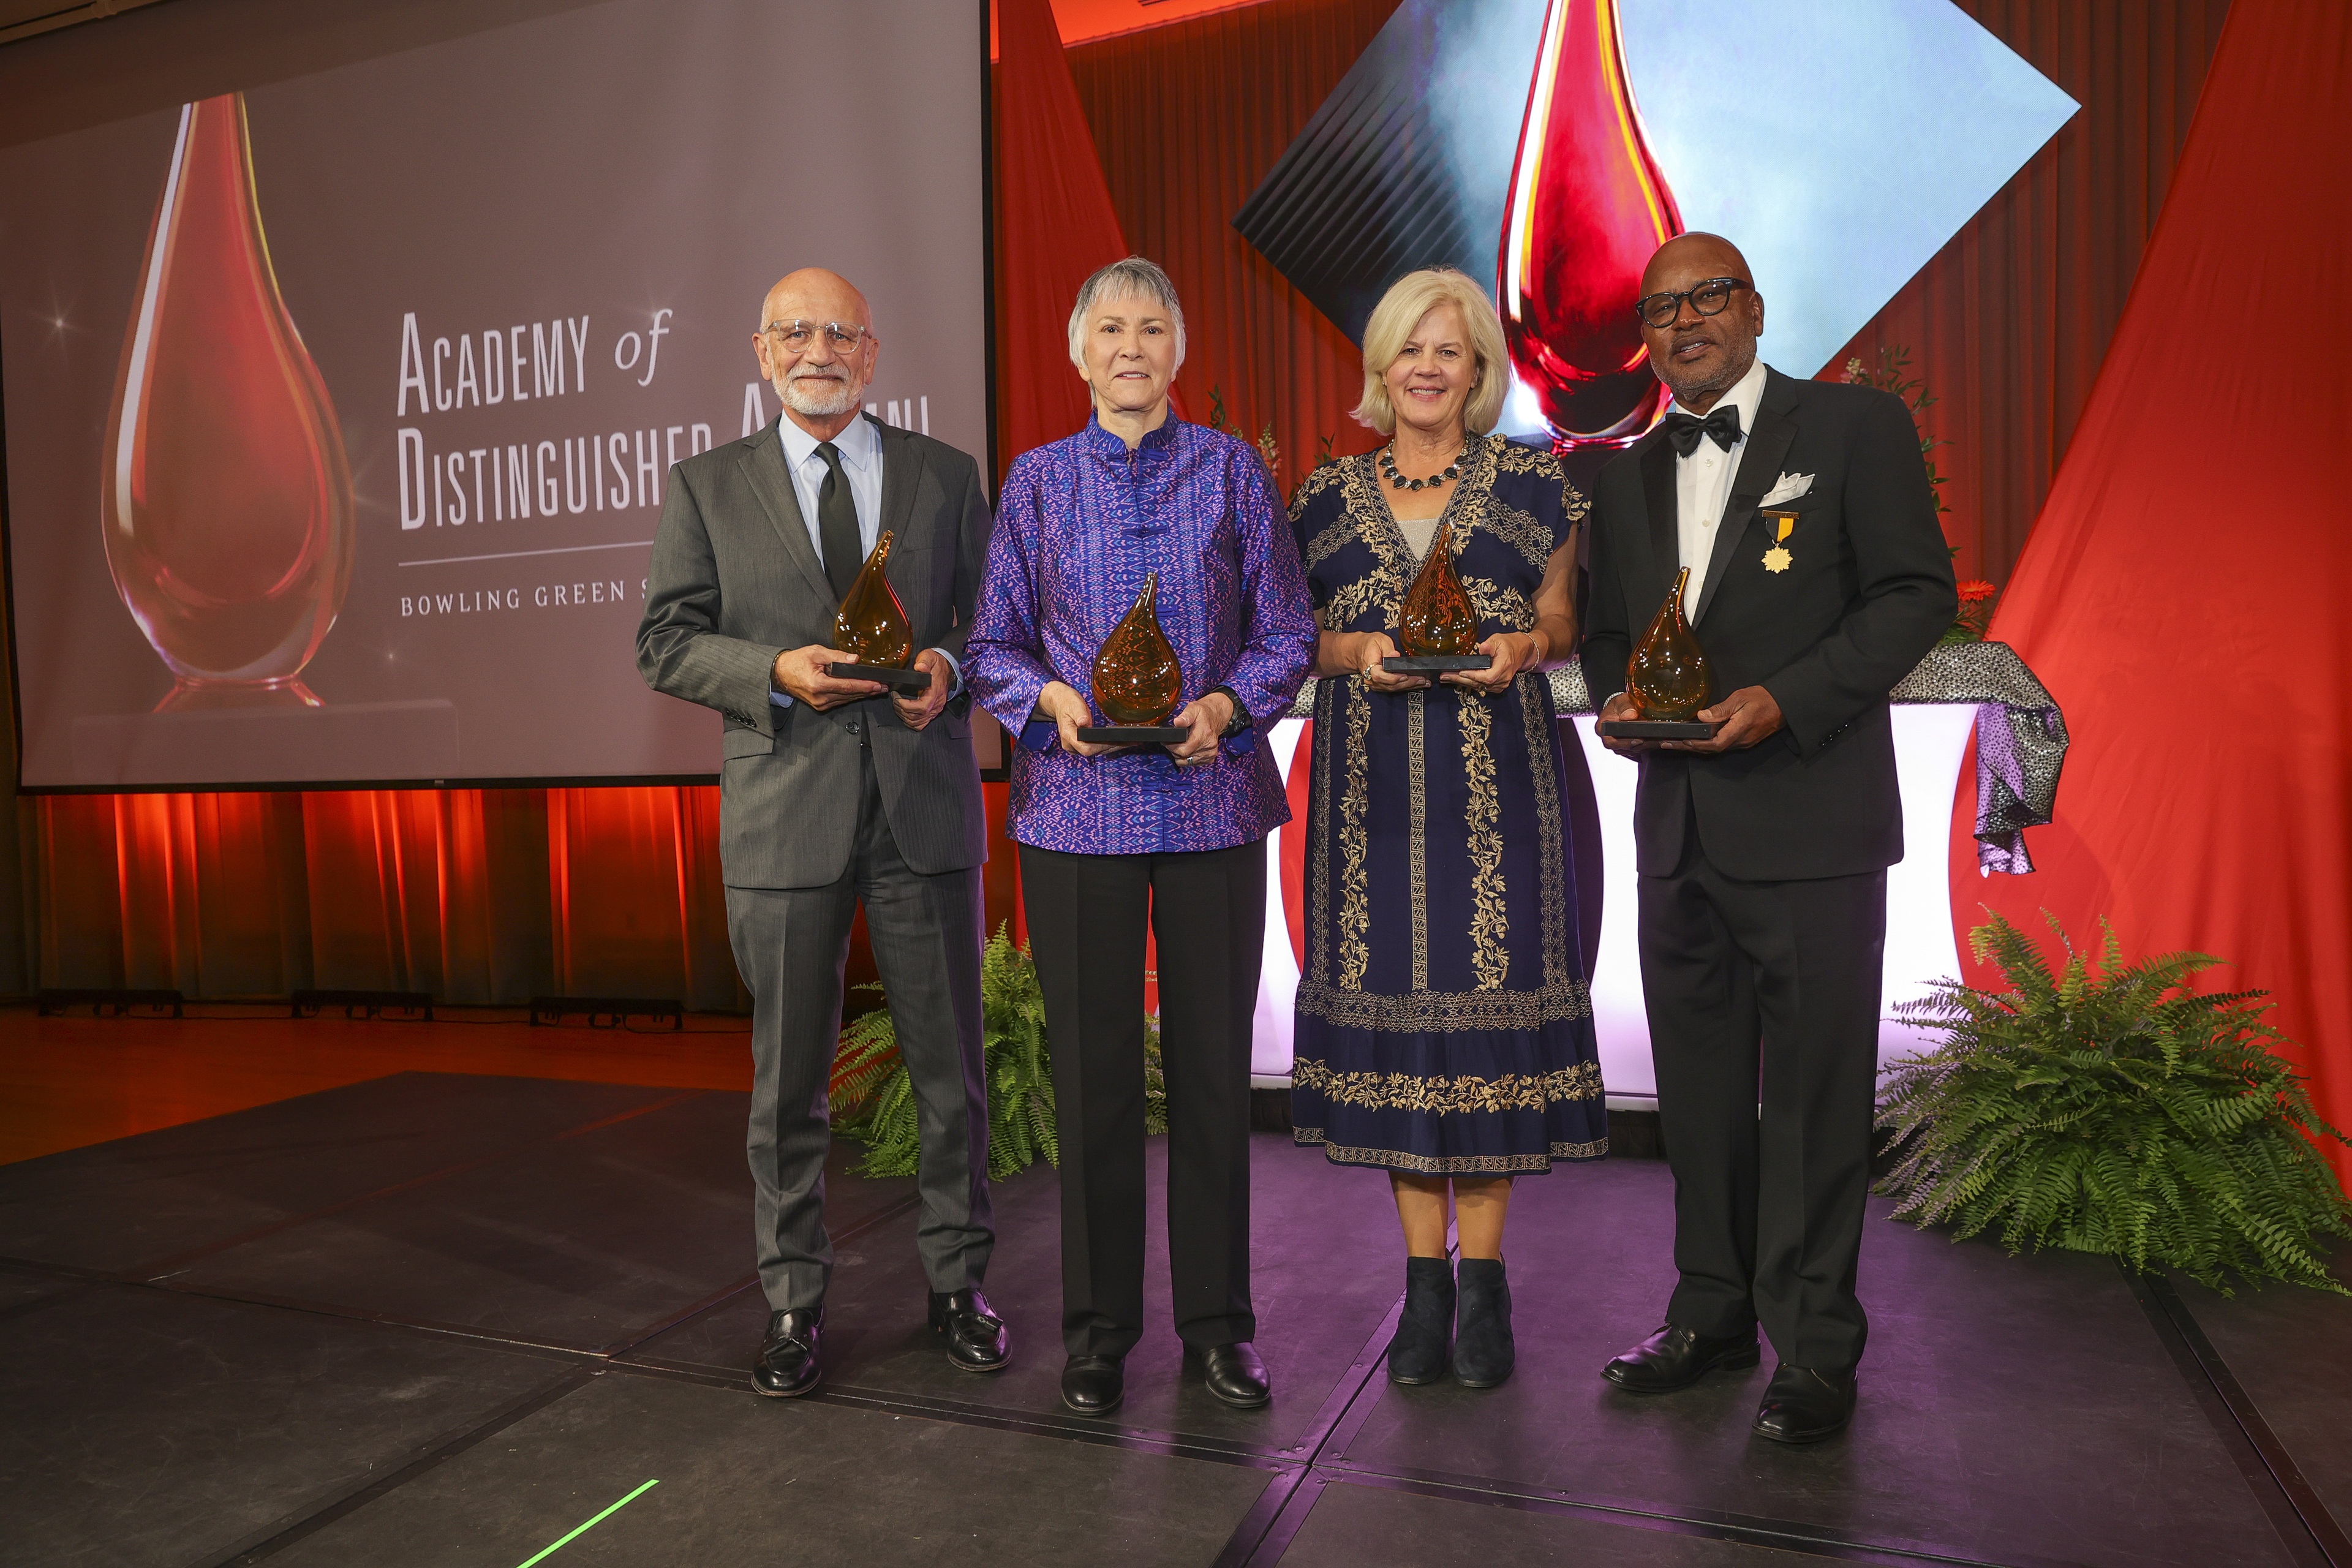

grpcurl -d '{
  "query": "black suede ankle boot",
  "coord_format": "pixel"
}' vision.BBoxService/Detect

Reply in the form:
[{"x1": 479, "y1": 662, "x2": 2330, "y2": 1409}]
[
  {"x1": 1387, "y1": 1257, "x2": 1455, "y2": 1384},
  {"x1": 1453, "y1": 1257, "x2": 1514, "y2": 1388}
]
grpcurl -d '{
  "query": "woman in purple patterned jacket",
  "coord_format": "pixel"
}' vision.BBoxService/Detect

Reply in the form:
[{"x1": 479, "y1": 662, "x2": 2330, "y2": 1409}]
[{"x1": 968, "y1": 258, "x2": 1316, "y2": 1421}]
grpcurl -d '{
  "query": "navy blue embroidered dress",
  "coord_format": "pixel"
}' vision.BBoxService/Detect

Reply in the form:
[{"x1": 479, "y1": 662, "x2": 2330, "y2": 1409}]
[{"x1": 1288, "y1": 436, "x2": 1607, "y2": 1174}]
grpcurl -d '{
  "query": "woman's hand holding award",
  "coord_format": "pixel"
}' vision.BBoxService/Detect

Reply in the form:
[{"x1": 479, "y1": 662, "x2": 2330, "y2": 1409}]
[{"x1": 1596, "y1": 567, "x2": 1721, "y2": 739}]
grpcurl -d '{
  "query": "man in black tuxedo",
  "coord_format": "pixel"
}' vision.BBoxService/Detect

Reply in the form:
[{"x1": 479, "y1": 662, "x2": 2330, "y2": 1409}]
[{"x1": 1580, "y1": 234, "x2": 1956, "y2": 1442}]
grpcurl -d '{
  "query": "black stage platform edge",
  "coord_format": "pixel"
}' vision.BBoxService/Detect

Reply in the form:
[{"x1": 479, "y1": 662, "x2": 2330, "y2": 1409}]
[
  {"x1": 35, "y1": 986, "x2": 184, "y2": 1018},
  {"x1": 526, "y1": 995, "x2": 684, "y2": 1030},
  {"x1": 290, "y1": 989, "x2": 432, "y2": 1022}
]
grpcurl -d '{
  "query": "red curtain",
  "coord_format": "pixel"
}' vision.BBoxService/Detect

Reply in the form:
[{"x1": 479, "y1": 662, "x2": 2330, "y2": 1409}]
[
  {"x1": 1954, "y1": 0, "x2": 2352, "y2": 1184},
  {"x1": 1065, "y1": 0, "x2": 1401, "y2": 499},
  {"x1": 992, "y1": 0, "x2": 1136, "y2": 475}
]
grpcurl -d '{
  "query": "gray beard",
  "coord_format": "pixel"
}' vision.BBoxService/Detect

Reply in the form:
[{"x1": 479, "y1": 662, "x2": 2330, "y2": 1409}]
[
  {"x1": 780, "y1": 372, "x2": 861, "y2": 418},
  {"x1": 1657, "y1": 342, "x2": 1757, "y2": 405}
]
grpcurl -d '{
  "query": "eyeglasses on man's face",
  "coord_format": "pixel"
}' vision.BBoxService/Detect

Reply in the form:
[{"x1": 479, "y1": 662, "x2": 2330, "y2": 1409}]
[
  {"x1": 1633, "y1": 278, "x2": 1751, "y2": 330},
  {"x1": 764, "y1": 319, "x2": 871, "y2": 354}
]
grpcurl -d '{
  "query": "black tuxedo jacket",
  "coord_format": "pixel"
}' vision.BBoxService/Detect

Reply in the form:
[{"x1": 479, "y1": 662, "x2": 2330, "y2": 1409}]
[{"x1": 1580, "y1": 368, "x2": 1957, "y2": 881}]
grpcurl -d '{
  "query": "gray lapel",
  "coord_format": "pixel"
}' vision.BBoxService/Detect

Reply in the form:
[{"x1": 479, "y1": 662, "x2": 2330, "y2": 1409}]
[
  {"x1": 869, "y1": 412, "x2": 922, "y2": 548},
  {"x1": 1692, "y1": 369, "x2": 1800, "y2": 625},
  {"x1": 738, "y1": 417, "x2": 834, "y2": 606}
]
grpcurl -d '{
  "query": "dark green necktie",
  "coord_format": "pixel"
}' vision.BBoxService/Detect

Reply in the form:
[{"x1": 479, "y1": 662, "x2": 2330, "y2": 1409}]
[{"x1": 815, "y1": 440, "x2": 861, "y2": 601}]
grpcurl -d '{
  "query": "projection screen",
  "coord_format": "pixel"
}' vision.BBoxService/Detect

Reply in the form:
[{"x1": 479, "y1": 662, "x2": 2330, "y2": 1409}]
[{"x1": 0, "y1": 0, "x2": 989, "y2": 789}]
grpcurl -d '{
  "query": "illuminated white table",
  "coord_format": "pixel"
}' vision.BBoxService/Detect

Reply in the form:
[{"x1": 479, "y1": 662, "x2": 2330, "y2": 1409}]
[{"x1": 1250, "y1": 674, "x2": 2035, "y2": 1106}]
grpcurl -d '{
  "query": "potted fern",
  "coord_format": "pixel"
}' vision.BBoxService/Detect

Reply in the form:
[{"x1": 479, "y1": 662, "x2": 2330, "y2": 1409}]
[
  {"x1": 830, "y1": 924, "x2": 1166, "y2": 1180},
  {"x1": 1877, "y1": 913, "x2": 2352, "y2": 1293}
]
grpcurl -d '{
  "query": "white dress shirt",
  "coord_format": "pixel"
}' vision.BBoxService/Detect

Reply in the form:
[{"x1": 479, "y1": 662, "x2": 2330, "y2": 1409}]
[
  {"x1": 769, "y1": 412, "x2": 957, "y2": 706},
  {"x1": 1670, "y1": 355, "x2": 1770, "y2": 614}
]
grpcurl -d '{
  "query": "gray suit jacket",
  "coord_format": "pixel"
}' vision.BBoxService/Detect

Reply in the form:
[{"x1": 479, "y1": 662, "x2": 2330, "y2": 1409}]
[{"x1": 636, "y1": 413, "x2": 992, "y2": 889}]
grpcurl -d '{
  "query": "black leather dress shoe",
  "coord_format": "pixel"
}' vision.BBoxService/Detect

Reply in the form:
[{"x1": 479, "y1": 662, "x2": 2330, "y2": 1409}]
[
  {"x1": 1600, "y1": 1323, "x2": 1760, "y2": 1393},
  {"x1": 1752, "y1": 1364, "x2": 1856, "y2": 1444},
  {"x1": 1187, "y1": 1341, "x2": 1272, "y2": 1409},
  {"x1": 928, "y1": 1289, "x2": 1010, "y2": 1373},
  {"x1": 752, "y1": 1307, "x2": 823, "y2": 1398},
  {"x1": 1061, "y1": 1354, "x2": 1125, "y2": 1415}
]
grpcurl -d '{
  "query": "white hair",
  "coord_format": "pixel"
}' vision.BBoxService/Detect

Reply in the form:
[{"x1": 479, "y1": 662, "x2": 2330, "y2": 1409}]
[{"x1": 1066, "y1": 257, "x2": 1187, "y2": 371}]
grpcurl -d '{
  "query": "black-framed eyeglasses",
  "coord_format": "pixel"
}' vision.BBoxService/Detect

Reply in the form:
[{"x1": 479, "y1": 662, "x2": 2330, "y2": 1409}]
[
  {"x1": 763, "y1": 319, "x2": 870, "y2": 354},
  {"x1": 1634, "y1": 278, "x2": 1751, "y2": 330}
]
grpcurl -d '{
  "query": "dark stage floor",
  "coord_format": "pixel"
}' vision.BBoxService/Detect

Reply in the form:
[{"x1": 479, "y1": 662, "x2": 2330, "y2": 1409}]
[{"x1": 2, "y1": 1072, "x2": 2346, "y2": 1568}]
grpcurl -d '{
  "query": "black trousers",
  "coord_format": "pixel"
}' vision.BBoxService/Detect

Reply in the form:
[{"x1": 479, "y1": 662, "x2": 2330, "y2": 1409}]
[
  {"x1": 1019, "y1": 837, "x2": 1265, "y2": 1359},
  {"x1": 1637, "y1": 816, "x2": 1887, "y2": 1373}
]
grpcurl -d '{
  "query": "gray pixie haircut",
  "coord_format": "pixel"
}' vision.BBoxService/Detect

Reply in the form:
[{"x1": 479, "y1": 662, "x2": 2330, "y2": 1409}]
[{"x1": 1066, "y1": 257, "x2": 1187, "y2": 371}]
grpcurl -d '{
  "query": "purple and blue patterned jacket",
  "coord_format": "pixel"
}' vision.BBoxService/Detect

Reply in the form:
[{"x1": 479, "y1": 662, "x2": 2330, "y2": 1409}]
[{"x1": 969, "y1": 415, "x2": 1316, "y2": 856}]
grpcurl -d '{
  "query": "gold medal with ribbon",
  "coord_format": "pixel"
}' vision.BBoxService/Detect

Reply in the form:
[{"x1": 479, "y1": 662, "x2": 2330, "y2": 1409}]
[{"x1": 1759, "y1": 510, "x2": 1798, "y2": 573}]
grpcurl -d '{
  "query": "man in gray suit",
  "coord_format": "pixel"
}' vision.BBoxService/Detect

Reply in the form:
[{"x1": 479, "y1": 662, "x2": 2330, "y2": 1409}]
[{"x1": 637, "y1": 267, "x2": 1003, "y2": 1397}]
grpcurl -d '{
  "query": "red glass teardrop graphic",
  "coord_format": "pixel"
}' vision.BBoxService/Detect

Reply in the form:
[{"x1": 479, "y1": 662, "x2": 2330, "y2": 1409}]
[
  {"x1": 1498, "y1": 0, "x2": 1683, "y2": 450},
  {"x1": 102, "y1": 92, "x2": 355, "y2": 711}
]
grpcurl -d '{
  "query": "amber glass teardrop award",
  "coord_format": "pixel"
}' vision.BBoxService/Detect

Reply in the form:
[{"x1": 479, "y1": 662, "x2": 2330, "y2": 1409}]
[
  {"x1": 1078, "y1": 571, "x2": 1187, "y2": 744},
  {"x1": 1596, "y1": 568, "x2": 1719, "y2": 739},
  {"x1": 825, "y1": 530, "x2": 930, "y2": 692},
  {"x1": 1382, "y1": 522, "x2": 1491, "y2": 673}
]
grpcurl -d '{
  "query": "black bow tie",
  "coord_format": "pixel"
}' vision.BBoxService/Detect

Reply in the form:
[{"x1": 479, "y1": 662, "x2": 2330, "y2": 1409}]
[{"x1": 1662, "y1": 406, "x2": 1742, "y2": 457}]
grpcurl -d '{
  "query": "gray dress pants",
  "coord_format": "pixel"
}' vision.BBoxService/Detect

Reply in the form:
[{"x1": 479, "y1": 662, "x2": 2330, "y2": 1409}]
[{"x1": 726, "y1": 749, "x2": 993, "y2": 1314}]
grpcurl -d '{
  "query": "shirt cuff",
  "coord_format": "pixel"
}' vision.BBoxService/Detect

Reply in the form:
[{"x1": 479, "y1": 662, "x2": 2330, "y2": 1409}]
[{"x1": 769, "y1": 688, "x2": 793, "y2": 710}]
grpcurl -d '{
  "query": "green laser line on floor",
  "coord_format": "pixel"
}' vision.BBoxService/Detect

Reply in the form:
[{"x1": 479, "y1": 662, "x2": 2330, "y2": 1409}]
[{"x1": 514, "y1": 1479, "x2": 658, "y2": 1567}]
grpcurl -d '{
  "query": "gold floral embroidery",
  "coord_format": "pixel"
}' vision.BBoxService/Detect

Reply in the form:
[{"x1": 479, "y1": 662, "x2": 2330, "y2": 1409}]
[
  {"x1": 1322, "y1": 573, "x2": 1395, "y2": 633},
  {"x1": 1308, "y1": 680, "x2": 1337, "y2": 986},
  {"x1": 1292, "y1": 1134, "x2": 1610, "y2": 1174},
  {"x1": 1286, "y1": 459, "x2": 1346, "y2": 526},
  {"x1": 1294, "y1": 976, "x2": 1593, "y2": 1032},
  {"x1": 1293, "y1": 1055, "x2": 1602, "y2": 1113},
  {"x1": 1491, "y1": 437, "x2": 1560, "y2": 477},
  {"x1": 1408, "y1": 687, "x2": 1427, "y2": 990},
  {"x1": 1480, "y1": 497, "x2": 1556, "y2": 571},
  {"x1": 1303, "y1": 513, "x2": 1361, "y2": 573},
  {"x1": 1460, "y1": 575, "x2": 1533, "y2": 631},
  {"x1": 1337, "y1": 677, "x2": 1371, "y2": 990},
  {"x1": 1458, "y1": 696, "x2": 1507, "y2": 989},
  {"x1": 1518, "y1": 674, "x2": 1570, "y2": 993}
]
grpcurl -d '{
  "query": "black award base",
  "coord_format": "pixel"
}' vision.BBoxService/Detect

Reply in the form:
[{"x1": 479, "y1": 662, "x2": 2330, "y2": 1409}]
[
  {"x1": 1381, "y1": 654, "x2": 1492, "y2": 673},
  {"x1": 826, "y1": 662, "x2": 930, "y2": 692},
  {"x1": 1596, "y1": 718, "x2": 1720, "y2": 739},
  {"x1": 1077, "y1": 725, "x2": 1189, "y2": 745}
]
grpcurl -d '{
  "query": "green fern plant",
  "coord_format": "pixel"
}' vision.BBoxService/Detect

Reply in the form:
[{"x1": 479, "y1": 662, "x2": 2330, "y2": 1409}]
[
  {"x1": 1876, "y1": 912, "x2": 2352, "y2": 1294},
  {"x1": 831, "y1": 924, "x2": 1167, "y2": 1180}
]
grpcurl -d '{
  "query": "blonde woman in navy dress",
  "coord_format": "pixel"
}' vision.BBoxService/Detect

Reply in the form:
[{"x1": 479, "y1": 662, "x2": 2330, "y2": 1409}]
[{"x1": 1288, "y1": 268, "x2": 1605, "y2": 1390}]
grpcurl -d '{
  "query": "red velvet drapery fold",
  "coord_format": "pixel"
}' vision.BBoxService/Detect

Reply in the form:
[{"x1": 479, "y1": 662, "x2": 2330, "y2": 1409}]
[
  {"x1": 992, "y1": 0, "x2": 1136, "y2": 475},
  {"x1": 1954, "y1": 0, "x2": 2352, "y2": 1185}
]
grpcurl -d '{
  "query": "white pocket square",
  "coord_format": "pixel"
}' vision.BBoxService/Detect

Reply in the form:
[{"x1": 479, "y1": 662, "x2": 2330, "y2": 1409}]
[{"x1": 1759, "y1": 472, "x2": 1814, "y2": 507}]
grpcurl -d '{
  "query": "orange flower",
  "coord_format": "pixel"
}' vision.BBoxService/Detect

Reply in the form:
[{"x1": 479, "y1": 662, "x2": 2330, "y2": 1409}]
[{"x1": 1956, "y1": 579, "x2": 1999, "y2": 603}]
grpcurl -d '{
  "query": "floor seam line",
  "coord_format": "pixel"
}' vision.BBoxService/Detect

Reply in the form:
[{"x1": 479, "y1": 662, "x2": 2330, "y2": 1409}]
[
  {"x1": 189, "y1": 1365, "x2": 600, "y2": 1567},
  {"x1": 2125, "y1": 1261, "x2": 2338, "y2": 1568},
  {"x1": 2145, "y1": 1272, "x2": 2351, "y2": 1567}
]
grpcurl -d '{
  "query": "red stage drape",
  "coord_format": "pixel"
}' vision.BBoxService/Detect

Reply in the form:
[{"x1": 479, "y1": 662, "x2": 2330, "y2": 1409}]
[
  {"x1": 992, "y1": 0, "x2": 1136, "y2": 477},
  {"x1": 1951, "y1": 0, "x2": 2352, "y2": 1186}
]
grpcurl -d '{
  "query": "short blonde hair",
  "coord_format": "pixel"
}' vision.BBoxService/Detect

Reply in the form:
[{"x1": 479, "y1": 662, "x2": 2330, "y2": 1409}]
[
  {"x1": 1066, "y1": 257, "x2": 1187, "y2": 372},
  {"x1": 1352, "y1": 268, "x2": 1509, "y2": 436}
]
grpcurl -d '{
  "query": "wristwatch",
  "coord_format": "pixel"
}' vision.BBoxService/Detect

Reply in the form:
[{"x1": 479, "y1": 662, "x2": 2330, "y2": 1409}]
[{"x1": 1208, "y1": 685, "x2": 1253, "y2": 739}]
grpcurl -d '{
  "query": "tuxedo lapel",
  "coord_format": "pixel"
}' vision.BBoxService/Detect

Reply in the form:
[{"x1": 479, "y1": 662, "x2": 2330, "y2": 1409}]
[
  {"x1": 1638, "y1": 434, "x2": 1680, "y2": 618},
  {"x1": 1693, "y1": 370, "x2": 1800, "y2": 625},
  {"x1": 739, "y1": 418, "x2": 835, "y2": 608}
]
